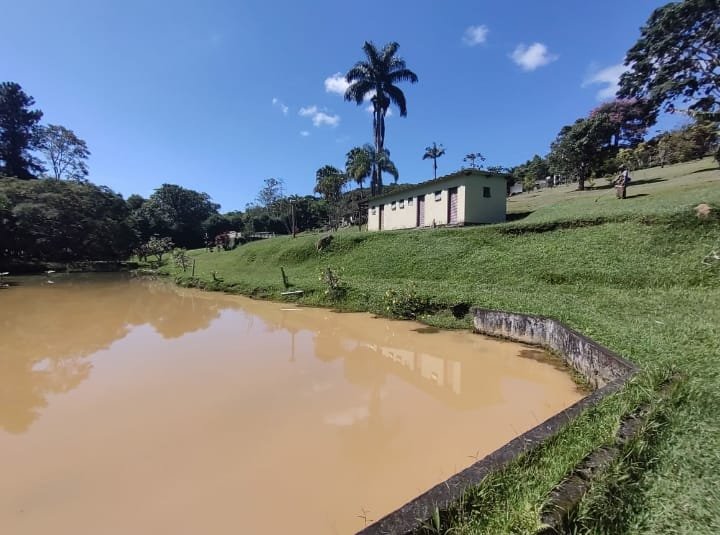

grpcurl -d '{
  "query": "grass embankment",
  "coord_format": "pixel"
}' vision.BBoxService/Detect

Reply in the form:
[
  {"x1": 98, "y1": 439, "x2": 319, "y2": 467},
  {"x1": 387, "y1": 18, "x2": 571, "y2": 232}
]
[{"x1": 162, "y1": 158, "x2": 720, "y2": 534}]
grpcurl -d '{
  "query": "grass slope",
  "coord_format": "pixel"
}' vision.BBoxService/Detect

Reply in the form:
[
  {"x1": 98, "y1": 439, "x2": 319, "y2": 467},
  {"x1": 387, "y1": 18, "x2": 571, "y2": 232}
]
[{"x1": 163, "y1": 158, "x2": 720, "y2": 534}]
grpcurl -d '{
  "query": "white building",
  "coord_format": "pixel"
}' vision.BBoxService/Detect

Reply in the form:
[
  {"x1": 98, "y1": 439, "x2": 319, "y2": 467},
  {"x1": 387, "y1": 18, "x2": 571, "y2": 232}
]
[{"x1": 367, "y1": 169, "x2": 507, "y2": 231}]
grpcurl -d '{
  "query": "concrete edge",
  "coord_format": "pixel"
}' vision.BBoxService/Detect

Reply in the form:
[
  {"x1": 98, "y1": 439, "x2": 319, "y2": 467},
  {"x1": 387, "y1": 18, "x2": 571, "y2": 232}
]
[{"x1": 357, "y1": 308, "x2": 639, "y2": 535}]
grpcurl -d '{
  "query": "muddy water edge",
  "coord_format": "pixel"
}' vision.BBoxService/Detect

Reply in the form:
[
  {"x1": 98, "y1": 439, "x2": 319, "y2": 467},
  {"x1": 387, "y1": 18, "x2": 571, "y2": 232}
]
[{"x1": 0, "y1": 273, "x2": 584, "y2": 534}]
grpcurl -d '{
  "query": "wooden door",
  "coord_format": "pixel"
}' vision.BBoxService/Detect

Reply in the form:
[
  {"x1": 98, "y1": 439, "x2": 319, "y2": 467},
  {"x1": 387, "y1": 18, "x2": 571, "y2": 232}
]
[
  {"x1": 448, "y1": 187, "x2": 458, "y2": 224},
  {"x1": 379, "y1": 204, "x2": 384, "y2": 230},
  {"x1": 417, "y1": 195, "x2": 425, "y2": 227}
]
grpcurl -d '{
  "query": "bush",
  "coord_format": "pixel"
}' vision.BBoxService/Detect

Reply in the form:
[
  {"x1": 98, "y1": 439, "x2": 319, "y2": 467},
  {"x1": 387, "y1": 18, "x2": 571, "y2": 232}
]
[
  {"x1": 383, "y1": 282, "x2": 432, "y2": 319},
  {"x1": 320, "y1": 267, "x2": 347, "y2": 301}
]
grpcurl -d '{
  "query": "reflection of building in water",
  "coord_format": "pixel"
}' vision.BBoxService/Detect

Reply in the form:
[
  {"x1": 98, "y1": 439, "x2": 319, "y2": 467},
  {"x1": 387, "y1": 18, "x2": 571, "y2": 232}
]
[{"x1": 367, "y1": 344, "x2": 462, "y2": 395}]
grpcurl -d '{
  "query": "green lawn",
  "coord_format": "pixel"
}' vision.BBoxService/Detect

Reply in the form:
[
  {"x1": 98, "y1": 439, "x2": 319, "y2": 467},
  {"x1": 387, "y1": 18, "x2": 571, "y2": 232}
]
[{"x1": 162, "y1": 158, "x2": 720, "y2": 534}]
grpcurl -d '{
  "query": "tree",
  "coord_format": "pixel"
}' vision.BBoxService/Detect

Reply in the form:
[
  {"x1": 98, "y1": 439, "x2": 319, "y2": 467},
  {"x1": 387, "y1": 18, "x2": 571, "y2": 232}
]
[
  {"x1": 0, "y1": 82, "x2": 44, "y2": 179},
  {"x1": 314, "y1": 166, "x2": 346, "y2": 201},
  {"x1": 368, "y1": 144, "x2": 399, "y2": 185},
  {"x1": 618, "y1": 0, "x2": 720, "y2": 114},
  {"x1": 256, "y1": 177, "x2": 284, "y2": 211},
  {"x1": 343, "y1": 128, "x2": 398, "y2": 197},
  {"x1": 139, "y1": 236, "x2": 174, "y2": 264},
  {"x1": 548, "y1": 116, "x2": 616, "y2": 190},
  {"x1": 126, "y1": 194, "x2": 146, "y2": 211},
  {"x1": 314, "y1": 166, "x2": 347, "y2": 230},
  {"x1": 513, "y1": 156, "x2": 549, "y2": 191},
  {"x1": 37, "y1": 124, "x2": 90, "y2": 180},
  {"x1": 345, "y1": 146, "x2": 373, "y2": 191},
  {"x1": 463, "y1": 152, "x2": 485, "y2": 169},
  {"x1": 133, "y1": 184, "x2": 220, "y2": 248},
  {"x1": 486, "y1": 165, "x2": 511, "y2": 174},
  {"x1": 0, "y1": 178, "x2": 134, "y2": 263},
  {"x1": 589, "y1": 99, "x2": 652, "y2": 148},
  {"x1": 344, "y1": 41, "x2": 418, "y2": 195},
  {"x1": 422, "y1": 142, "x2": 446, "y2": 179}
]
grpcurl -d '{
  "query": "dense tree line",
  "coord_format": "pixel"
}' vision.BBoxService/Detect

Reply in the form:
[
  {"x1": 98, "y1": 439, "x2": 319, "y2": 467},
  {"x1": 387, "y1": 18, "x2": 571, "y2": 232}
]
[{"x1": 0, "y1": 179, "x2": 134, "y2": 262}]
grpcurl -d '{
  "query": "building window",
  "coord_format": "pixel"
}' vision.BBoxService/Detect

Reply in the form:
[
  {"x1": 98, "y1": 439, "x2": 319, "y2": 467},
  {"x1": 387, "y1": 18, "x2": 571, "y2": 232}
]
[
  {"x1": 483, "y1": 186, "x2": 491, "y2": 198},
  {"x1": 399, "y1": 199, "x2": 405, "y2": 209},
  {"x1": 391, "y1": 201, "x2": 397, "y2": 210},
  {"x1": 434, "y1": 190, "x2": 442, "y2": 201},
  {"x1": 371, "y1": 207, "x2": 376, "y2": 215},
  {"x1": 408, "y1": 197, "x2": 413, "y2": 206}
]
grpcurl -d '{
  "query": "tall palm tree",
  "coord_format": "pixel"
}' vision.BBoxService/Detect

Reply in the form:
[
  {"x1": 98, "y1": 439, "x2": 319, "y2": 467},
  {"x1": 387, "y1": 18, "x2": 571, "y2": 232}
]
[
  {"x1": 422, "y1": 142, "x2": 446, "y2": 179},
  {"x1": 344, "y1": 41, "x2": 418, "y2": 195}
]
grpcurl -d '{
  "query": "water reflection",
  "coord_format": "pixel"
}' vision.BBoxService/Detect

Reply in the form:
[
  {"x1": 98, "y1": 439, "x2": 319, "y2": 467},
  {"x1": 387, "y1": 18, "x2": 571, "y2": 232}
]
[
  {"x1": 1, "y1": 274, "x2": 552, "y2": 435},
  {"x1": 263, "y1": 307, "x2": 504, "y2": 408},
  {"x1": 0, "y1": 274, "x2": 224, "y2": 433},
  {"x1": 0, "y1": 275, "x2": 582, "y2": 535}
]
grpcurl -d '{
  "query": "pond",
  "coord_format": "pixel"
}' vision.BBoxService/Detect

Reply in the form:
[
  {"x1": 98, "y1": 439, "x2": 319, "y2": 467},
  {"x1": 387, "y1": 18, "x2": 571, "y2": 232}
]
[{"x1": 0, "y1": 274, "x2": 583, "y2": 534}]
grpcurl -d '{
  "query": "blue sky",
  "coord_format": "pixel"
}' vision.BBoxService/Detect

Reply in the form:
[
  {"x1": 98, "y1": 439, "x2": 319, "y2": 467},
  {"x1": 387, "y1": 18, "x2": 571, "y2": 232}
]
[{"x1": 2, "y1": 0, "x2": 680, "y2": 211}]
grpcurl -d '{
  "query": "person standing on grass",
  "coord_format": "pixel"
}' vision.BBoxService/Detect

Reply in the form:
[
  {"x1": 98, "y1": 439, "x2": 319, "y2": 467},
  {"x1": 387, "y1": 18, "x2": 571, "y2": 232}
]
[{"x1": 615, "y1": 166, "x2": 631, "y2": 199}]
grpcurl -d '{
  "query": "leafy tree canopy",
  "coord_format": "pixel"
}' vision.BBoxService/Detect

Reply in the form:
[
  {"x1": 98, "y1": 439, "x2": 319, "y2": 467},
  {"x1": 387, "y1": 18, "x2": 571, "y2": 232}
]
[
  {"x1": 548, "y1": 115, "x2": 617, "y2": 189},
  {"x1": 618, "y1": 0, "x2": 720, "y2": 114},
  {"x1": 0, "y1": 178, "x2": 133, "y2": 263},
  {"x1": 37, "y1": 124, "x2": 90, "y2": 181},
  {"x1": 0, "y1": 82, "x2": 44, "y2": 179},
  {"x1": 132, "y1": 184, "x2": 220, "y2": 248}
]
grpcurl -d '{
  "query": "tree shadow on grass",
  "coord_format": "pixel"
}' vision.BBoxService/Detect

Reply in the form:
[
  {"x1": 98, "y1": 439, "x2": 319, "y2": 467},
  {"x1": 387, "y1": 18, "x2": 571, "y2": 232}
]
[
  {"x1": 506, "y1": 211, "x2": 534, "y2": 222},
  {"x1": 625, "y1": 193, "x2": 650, "y2": 199},
  {"x1": 689, "y1": 166, "x2": 719, "y2": 174},
  {"x1": 592, "y1": 177, "x2": 667, "y2": 190}
]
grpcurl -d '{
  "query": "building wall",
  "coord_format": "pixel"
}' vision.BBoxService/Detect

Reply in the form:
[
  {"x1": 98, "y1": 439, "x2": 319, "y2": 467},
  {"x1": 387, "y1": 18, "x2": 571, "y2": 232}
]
[
  {"x1": 367, "y1": 173, "x2": 504, "y2": 231},
  {"x1": 463, "y1": 176, "x2": 506, "y2": 224}
]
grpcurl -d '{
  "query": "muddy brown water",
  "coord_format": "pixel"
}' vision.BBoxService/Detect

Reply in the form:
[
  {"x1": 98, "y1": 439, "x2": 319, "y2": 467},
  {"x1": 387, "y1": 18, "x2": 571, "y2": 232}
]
[{"x1": 0, "y1": 274, "x2": 583, "y2": 534}]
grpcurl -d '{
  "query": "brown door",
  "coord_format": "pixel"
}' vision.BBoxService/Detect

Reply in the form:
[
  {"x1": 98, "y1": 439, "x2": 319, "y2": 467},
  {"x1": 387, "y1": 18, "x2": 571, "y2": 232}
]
[
  {"x1": 448, "y1": 187, "x2": 458, "y2": 224},
  {"x1": 417, "y1": 195, "x2": 425, "y2": 227},
  {"x1": 379, "y1": 204, "x2": 384, "y2": 230}
]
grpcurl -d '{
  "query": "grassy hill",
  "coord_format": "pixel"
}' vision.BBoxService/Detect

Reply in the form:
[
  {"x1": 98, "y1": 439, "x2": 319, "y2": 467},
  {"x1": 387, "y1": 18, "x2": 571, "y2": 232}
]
[{"x1": 162, "y1": 158, "x2": 720, "y2": 533}]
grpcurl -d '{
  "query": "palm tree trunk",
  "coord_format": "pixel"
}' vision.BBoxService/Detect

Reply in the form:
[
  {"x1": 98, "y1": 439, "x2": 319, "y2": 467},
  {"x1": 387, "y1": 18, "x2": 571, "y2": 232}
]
[
  {"x1": 371, "y1": 104, "x2": 382, "y2": 195},
  {"x1": 433, "y1": 158, "x2": 437, "y2": 179},
  {"x1": 375, "y1": 103, "x2": 387, "y2": 194}
]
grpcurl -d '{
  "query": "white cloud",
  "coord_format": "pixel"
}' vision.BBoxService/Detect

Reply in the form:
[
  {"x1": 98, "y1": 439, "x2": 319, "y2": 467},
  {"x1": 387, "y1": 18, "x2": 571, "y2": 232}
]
[
  {"x1": 271, "y1": 97, "x2": 288, "y2": 115},
  {"x1": 313, "y1": 112, "x2": 340, "y2": 127},
  {"x1": 299, "y1": 105, "x2": 318, "y2": 116},
  {"x1": 300, "y1": 130, "x2": 310, "y2": 137},
  {"x1": 299, "y1": 105, "x2": 340, "y2": 127},
  {"x1": 582, "y1": 63, "x2": 627, "y2": 100},
  {"x1": 324, "y1": 72, "x2": 350, "y2": 95},
  {"x1": 462, "y1": 25, "x2": 489, "y2": 46},
  {"x1": 510, "y1": 42, "x2": 558, "y2": 71}
]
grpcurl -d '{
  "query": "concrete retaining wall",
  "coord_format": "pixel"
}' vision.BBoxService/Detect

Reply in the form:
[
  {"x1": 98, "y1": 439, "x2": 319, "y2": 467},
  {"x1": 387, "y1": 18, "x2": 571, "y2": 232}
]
[
  {"x1": 358, "y1": 307, "x2": 637, "y2": 535},
  {"x1": 471, "y1": 308, "x2": 635, "y2": 389}
]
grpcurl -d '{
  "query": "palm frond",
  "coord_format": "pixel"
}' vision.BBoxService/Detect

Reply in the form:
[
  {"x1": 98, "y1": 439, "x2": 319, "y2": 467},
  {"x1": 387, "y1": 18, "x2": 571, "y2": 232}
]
[
  {"x1": 389, "y1": 68, "x2": 419, "y2": 84},
  {"x1": 385, "y1": 85, "x2": 408, "y2": 117},
  {"x1": 381, "y1": 160, "x2": 399, "y2": 181},
  {"x1": 362, "y1": 41, "x2": 381, "y2": 69},
  {"x1": 380, "y1": 42, "x2": 400, "y2": 66},
  {"x1": 346, "y1": 64, "x2": 371, "y2": 83},
  {"x1": 388, "y1": 57, "x2": 407, "y2": 71},
  {"x1": 345, "y1": 81, "x2": 374, "y2": 104}
]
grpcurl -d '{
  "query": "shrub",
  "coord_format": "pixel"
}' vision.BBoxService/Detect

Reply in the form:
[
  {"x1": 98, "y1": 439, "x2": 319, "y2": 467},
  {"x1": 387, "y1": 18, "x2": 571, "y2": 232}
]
[
  {"x1": 320, "y1": 267, "x2": 347, "y2": 301},
  {"x1": 383, "y1": 282, "x2": 432, "y2": 319}
]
